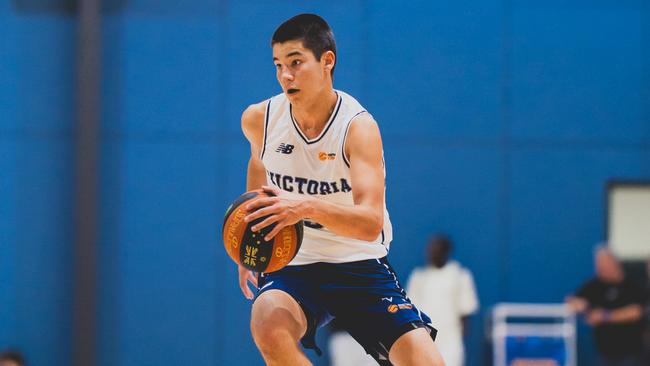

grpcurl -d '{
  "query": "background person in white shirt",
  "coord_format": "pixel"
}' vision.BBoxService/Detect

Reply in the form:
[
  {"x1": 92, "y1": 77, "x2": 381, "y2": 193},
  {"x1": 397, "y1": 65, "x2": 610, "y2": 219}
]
[
  {"x1": 406, "y1": 235, "x2": 479, "y2": 366},
  {"x1": 328, "y1": 319, "x2": 377, "y2": 366}
]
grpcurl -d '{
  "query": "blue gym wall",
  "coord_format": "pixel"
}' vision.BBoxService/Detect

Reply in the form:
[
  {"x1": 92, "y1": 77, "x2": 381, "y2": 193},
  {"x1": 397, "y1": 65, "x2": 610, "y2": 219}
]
[
  {"x1": 1, "y1": 1, "x2": 649, "y2": 365},
  {"x1": 0, "y1": 2, "x2": 75, "y2": 365}
]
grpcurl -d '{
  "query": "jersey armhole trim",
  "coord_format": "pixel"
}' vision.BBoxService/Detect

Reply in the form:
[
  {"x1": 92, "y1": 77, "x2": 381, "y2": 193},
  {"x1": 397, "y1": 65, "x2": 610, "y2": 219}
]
[
  {"x1": 341, "y1": 110, "x2": 368, "y2": 168},
  {"x1": 259, "y1": 99, "x2": 272, "y2": 160}
]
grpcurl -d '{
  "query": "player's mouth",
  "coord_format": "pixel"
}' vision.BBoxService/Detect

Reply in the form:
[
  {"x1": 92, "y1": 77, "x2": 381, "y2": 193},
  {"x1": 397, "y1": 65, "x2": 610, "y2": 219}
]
[{"x1": 287, "y1": 88, "x2": 300, "y2": 95}]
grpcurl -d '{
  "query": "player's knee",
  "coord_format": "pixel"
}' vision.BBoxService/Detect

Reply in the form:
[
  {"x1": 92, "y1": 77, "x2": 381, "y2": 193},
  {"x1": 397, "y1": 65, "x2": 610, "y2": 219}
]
[
  {"x1": 251, "y1": 322, "x2": 291, "y2": 354},
  {"x1": 250, "y1": 292, "x2": 306, "y2": 350},
  {"x1": 389, "y1": 328, "x2": 444, "y2": 366},
  {"x1": 250, "y1": 313, "x2": 300, "y2": 354}
]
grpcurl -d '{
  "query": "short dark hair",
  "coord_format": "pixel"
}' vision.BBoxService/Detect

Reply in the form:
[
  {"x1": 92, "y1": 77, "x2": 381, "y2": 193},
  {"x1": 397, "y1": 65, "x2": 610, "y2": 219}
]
[
  {"x1": 429, "y1": 235, "x2": 452, "y2": 252},
  {"x1": 271, "y1": 13, "x2": 337, "y2": 76},
  {"x1": 0, "y1": 350, "x2": 25, "y2": 366}
]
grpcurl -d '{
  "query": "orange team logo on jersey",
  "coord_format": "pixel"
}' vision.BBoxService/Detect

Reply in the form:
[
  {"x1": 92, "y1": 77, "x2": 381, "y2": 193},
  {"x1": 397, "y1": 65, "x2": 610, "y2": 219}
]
[{"x1": 318, "y1": 152, "x2": 336, "y2": 161}]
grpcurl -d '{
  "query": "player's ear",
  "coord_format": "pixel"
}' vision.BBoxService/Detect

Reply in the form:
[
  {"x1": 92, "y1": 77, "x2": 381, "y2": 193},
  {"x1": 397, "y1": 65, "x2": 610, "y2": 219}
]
[{"x1": 322, "y1": 50, "x2": 335, "y2": 72}]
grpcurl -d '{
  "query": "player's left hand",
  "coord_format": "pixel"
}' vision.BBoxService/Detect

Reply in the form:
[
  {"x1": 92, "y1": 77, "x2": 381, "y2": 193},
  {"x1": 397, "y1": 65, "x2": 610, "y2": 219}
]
[{"x1": 244, "y1": 185, "x2": 310, "y2": 241}]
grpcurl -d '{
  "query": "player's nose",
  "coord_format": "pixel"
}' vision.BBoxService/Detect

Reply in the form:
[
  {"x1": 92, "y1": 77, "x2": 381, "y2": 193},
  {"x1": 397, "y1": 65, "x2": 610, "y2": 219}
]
[{"x1": 280, "y1": 67, "x2": 294, "y2": 82}]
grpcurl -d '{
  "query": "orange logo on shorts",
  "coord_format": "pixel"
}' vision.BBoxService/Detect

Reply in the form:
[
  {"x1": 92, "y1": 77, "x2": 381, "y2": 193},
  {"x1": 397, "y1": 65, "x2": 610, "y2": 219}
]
[{"x1": 387, "y1": 303, "x2": 413, "y2": 313}]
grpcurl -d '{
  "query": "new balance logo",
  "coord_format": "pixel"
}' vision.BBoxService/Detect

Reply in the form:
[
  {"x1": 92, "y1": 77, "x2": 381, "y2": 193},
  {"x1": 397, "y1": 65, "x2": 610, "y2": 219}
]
[{"x1": 276, "y1": 143, "x2": 294, "y2": 154}]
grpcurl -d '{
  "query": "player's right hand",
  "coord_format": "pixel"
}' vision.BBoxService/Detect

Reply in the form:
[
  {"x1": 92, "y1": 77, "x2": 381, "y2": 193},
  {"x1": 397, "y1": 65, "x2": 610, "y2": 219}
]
[{"x1": 238, "y1": 265, "x2": 258, "y2": 300}]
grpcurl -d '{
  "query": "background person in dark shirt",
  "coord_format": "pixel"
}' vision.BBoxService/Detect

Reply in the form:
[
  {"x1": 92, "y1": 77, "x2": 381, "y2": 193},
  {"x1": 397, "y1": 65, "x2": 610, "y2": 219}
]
[
  {"x1": 566, "y1": 247, "x2": 644, "y2": 366},
  {"x1": 642, "y1": 258, "x2": 650, "y2": 365},
  {"x1": 0, "y1": 350, "x2": 25, "y2": 366}
]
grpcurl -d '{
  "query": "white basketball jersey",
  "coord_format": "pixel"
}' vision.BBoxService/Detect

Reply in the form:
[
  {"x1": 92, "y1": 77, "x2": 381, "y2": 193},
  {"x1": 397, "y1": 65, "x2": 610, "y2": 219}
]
[{"x1": 260, "y1": 90, "x2": 393, "y2": 265}]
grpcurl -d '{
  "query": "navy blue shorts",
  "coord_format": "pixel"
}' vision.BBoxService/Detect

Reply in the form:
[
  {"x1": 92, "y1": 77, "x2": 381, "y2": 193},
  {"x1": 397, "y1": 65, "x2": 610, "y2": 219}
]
[{"x1": 255, "y1": 256, "x2": 437, "y2": 365}]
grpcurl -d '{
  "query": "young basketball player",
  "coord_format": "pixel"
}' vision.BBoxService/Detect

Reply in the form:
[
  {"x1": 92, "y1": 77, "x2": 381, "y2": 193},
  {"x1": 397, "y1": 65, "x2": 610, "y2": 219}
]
[{"x1": 239, "y1": 14, "x2": 445, "y2": 366}]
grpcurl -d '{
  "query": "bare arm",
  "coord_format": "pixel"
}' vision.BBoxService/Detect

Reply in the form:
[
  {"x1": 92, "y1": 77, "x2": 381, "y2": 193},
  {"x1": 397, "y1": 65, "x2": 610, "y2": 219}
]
[
  {"x1": 565, "y1": 296, "x2": 589, "y2": 314},
  {"x1": 299, "y1": 113, "x2": 384, "y2": 240},
  {"x1": 245, "y1": 113, "x2": 385, "y2": 242},
  {"x1": 242, "y1": 102, "x2": 268, "y2": 191},
  {"x1": 237, "y1": 101, "x2": 268, "y2": 299},
  {"x1": 587, "y1": 304, "x2": 643, "y2": 325},
  {"x1": 607, "y1": 304, "x2": 643, "y2": 323},
  {"x1": 567, "y1": 291, "x2": 643, "y2": 325}
]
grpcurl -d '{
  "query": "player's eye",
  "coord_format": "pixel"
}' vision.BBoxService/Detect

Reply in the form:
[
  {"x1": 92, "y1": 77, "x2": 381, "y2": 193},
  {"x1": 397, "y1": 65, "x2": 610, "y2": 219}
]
[
  {"x1": 291, "y1": 60, "x2": 302, "y2": 66},
  {"x1": 274, "y1": 64, "x2": 281, "y2": 69}
]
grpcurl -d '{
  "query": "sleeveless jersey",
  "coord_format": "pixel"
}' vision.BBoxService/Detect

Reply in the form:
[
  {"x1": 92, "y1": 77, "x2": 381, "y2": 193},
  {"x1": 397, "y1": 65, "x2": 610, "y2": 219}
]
[{"x1": 260, "y1": 90, "x2": 393, "y2": 265}]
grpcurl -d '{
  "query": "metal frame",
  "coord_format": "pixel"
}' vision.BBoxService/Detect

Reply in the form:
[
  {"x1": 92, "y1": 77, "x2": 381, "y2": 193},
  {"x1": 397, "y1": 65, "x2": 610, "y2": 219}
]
[{"x1": 492, "y1": 303, "x2": 576, "y2": 366}]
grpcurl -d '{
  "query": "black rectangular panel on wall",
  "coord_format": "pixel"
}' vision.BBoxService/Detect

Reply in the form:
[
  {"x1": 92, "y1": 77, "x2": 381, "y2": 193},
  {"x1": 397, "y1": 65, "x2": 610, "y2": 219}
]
[{"x1": 11, "y1": 0, "x2": 126, "y2": 13}]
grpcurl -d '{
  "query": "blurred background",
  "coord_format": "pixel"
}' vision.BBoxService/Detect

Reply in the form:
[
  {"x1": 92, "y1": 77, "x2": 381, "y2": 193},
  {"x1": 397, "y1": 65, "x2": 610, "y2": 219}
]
[{"x1": 0, "y1": 0, "x2": 649, "y2": 365}]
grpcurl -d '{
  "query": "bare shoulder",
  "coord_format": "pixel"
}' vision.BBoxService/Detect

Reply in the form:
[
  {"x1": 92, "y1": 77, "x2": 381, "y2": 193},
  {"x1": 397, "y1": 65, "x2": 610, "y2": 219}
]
[
  {"x1": 348, "y1": 112, "x2": 378, "y2": 132},
  {"x1": 241, "y1": 100, "x2": 268, "y2": 146},
  {"x1": 345, "y1": 112, "x2": 383, "y2": 161},
  {"x1": 241, "y1": 100, "x2": 267, "y2": 131},
  {"x1": 346, "y1": 112, "x2": 381, "y2": 148}
]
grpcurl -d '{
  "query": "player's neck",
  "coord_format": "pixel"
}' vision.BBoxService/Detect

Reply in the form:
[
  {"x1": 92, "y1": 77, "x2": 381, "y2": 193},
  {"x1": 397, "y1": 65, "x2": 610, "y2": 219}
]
[{"x1": 291, "y1": 88, "x2": 338, "y2": 137}]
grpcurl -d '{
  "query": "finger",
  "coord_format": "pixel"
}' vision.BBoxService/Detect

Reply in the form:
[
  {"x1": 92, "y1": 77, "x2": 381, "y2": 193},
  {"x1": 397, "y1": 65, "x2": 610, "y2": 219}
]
[
  {"x1": 245, "y1": 197, "x2": 278, "y2": 212},
  {"x1": 247, "y1": 271, "x2": 258, "y2": 288},
  {"x1": 240, "y1": 280, "x2": 254, "y2": 300},
  {"x1": 264, "y1": 221, "x2": 287, "y2": 241},
  {"x1": 244, "y1": 205, "x2": 278, "y2": 223},
  {"x1": 238, "y1": 268, "x2": 254, "y2": 300},
  {"x1": 262, "y1": 185, "x2": 281, "y2": 196},
  {"x1": 250, "y1": 214, "x2": 281, "y2": 232}
]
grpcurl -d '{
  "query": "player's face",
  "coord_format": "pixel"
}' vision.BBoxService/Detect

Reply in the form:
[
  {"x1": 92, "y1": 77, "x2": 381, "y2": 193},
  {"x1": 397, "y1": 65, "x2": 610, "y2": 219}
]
[{"x1": 272, "y1": 40, "x2": 332, "y2": 102}]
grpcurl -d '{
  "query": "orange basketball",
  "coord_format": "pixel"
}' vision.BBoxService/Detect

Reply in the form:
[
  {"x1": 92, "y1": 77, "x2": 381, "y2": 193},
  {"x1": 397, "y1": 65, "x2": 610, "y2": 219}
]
[{"x1": 222, "y1": 189, "x2": 303, "y2": 273}]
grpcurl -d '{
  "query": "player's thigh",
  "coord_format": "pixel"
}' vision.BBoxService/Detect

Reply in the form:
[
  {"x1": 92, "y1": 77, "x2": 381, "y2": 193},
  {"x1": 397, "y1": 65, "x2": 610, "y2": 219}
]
[
  {"x1": 389, "y1": 327, "x2": 445, "y2": 366},
  {"x1": 251, "y1": 289, "x2": 308, "y2": 339}
]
